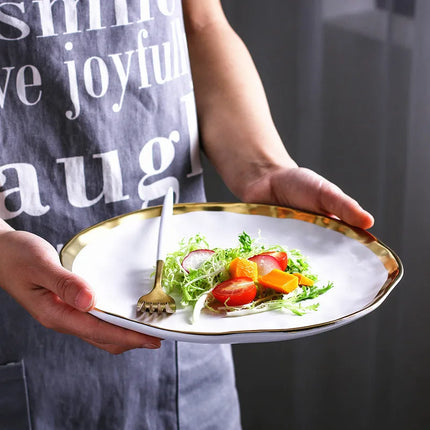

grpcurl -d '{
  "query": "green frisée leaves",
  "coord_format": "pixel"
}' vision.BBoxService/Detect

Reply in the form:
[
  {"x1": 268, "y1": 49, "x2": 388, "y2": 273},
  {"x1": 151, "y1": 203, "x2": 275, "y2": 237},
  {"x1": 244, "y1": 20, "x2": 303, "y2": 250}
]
[
  {"x1": 238, "y1": 231, "x2": 253, "y2": 253},
  {"x1": 287, "y1": 249, "x2": 318, "y2": 281},
  {"x1": 294, "y1": 282, "x2": 334, "y2": 301}
]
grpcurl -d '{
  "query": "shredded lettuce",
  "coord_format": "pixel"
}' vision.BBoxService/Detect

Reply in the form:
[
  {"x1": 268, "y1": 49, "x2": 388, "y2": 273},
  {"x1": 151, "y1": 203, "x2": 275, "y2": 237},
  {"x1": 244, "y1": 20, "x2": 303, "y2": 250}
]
[{"x1": 162, "y1": 232, "x2": 333, "y2": 322}]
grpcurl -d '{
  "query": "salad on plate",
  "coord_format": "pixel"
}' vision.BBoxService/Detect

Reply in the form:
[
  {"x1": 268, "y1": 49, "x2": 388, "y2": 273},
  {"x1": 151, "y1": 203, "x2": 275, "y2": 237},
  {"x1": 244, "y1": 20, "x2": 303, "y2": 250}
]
[{"x1": 162, "y1": 232, "x2": 334, "y2": 323}]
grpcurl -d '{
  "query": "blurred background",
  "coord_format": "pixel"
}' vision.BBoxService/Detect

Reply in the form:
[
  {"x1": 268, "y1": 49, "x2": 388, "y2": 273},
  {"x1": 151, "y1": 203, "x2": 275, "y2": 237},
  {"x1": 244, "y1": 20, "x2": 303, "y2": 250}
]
[{"x1": 202, "y1": 1, "x2": 429, "y2": 429}]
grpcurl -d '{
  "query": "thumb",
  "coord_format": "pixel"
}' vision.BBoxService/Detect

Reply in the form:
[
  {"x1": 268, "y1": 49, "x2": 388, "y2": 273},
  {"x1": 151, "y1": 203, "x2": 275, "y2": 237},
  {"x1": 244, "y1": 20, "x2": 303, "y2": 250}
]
[
  {"x1": 40, "y1": 264, "x2": 96, "y2": 312},
  {"x1": 274, "y1": 167, "x2": 374, "y2": 229}
]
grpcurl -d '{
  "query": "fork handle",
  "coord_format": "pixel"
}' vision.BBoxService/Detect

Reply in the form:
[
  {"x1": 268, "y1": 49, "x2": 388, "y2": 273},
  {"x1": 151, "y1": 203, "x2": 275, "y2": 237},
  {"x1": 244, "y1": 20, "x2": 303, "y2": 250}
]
[
  {"x1": 157, "y1": 187, "x2": 174, "y2": 261},
  {"x1": 153, "y1": 259, "x2": 164, "y2": 290}
]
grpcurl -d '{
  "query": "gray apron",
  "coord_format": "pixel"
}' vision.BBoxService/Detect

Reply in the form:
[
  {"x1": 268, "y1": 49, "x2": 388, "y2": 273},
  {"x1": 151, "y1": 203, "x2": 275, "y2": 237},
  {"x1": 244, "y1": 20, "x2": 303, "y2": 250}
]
[{"x1": 0, "y1": 1, "x2": 241, "y2": 428}]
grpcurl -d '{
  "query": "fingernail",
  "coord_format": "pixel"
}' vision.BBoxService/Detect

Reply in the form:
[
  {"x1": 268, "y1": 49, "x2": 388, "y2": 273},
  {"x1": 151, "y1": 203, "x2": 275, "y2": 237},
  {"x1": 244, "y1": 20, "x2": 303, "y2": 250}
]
[
  {"x1": 143, "y1": 342, "x2": 161, "y2": 349},
  {"x1": 75, "y1": 289, "x2": 94, "y2": 311}
]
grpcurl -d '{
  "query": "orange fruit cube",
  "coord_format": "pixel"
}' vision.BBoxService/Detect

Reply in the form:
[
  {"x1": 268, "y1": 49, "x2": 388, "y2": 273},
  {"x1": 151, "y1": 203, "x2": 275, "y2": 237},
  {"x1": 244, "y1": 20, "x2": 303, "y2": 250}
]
[
  {"x1": 292, "y1": 273, "x2": 314, "y2": 286},
  {"x1": 229, "y1": 257, "x2": 258, "y2": 281},
  {"x1": 258, "y1": 269, "x2": 299, "y2": 294}
]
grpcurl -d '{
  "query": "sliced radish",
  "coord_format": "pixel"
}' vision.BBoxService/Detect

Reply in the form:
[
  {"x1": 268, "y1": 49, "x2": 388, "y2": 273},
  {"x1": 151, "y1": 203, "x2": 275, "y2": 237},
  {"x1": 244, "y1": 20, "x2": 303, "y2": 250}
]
[
  {"x1": 182, "y1": 249, "x2": 215, "y2": 272},
  {"x1": 248, "y1": 254, "x2": 281, "y2": 276},
  {"x1": 261, "y1": 251, "x2": 288, "y2": 271}
]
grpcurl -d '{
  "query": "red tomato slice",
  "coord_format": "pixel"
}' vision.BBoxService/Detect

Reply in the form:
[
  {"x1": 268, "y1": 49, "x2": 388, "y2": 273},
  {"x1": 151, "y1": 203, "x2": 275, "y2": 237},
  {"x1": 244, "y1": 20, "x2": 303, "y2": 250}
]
[
  {"x1": 248, "y1": 254, "x2": 281, "y2": 276},
  {"x1": 261, "y1": 251, "x2": 288, "y2": 271},
  {"x1": 212, "y1": 277, "x2": 257, "y2": 306}
]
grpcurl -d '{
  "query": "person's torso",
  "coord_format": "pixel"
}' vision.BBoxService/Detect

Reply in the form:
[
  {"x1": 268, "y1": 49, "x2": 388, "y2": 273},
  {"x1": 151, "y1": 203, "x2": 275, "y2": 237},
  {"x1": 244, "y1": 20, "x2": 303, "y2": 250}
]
[
  {"x1": 0, "y1": 0, "x2": 205, "y2": 248},
  {"x1": 0, "y1": 3, "x2": 243, "y2": 430}
]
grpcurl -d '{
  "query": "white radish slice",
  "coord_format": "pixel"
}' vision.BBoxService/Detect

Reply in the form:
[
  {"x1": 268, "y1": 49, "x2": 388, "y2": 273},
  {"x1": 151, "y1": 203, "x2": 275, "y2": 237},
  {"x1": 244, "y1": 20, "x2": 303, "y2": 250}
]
[
  {"x1": 248, "y1": 254, "x2": 281, "y2": 276},
  {"x1": 182, "y1": 249, "x2": 215, "y2": 272}
]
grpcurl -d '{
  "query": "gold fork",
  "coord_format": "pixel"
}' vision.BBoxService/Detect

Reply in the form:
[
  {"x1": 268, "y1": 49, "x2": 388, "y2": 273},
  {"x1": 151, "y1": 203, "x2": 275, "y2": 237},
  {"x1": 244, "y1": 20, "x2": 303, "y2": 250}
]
[{"x1": 136, "y1": 188, "x2": 176, "y2": 315}]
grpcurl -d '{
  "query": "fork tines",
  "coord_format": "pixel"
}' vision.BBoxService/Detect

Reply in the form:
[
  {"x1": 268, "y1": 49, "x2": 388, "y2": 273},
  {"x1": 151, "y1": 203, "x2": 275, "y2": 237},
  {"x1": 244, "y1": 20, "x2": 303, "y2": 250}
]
[{"x1": 136, "y1": 302, "x2": 175, "y2": 315}]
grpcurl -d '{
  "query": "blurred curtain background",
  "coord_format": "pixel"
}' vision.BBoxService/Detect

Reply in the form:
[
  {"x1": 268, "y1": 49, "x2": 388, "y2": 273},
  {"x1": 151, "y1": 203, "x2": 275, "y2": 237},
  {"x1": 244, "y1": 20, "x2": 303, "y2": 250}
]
[{"x1": 202, "y1": 1, "x2": 430, "y2": 429}]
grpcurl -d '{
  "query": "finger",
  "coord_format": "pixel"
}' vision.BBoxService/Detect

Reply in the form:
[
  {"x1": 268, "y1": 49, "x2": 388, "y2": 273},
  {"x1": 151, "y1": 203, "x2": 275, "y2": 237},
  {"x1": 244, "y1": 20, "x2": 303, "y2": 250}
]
[
  {"x1": 38, "y1": 291, "x2": 162, "y2": 350},
  {"x1": 82, "y1": 340, "x2": 134, "y2": 355},
  {"x1": 317, "y1": 177, "x2": 374, "y2": 229},
  {"x1": 82, "y1": 339, "x2": 158, "y2": 355}
]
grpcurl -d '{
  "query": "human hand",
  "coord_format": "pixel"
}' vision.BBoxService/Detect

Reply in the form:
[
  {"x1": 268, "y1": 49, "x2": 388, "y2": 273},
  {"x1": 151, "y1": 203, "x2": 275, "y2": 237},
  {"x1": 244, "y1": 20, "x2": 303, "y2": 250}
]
[
  {"x1": 0, "y1": 230, "x2": 161, "y2": 354},
  {"x1": 242, "y1": 166, "x2": 374, "y2": 230}
]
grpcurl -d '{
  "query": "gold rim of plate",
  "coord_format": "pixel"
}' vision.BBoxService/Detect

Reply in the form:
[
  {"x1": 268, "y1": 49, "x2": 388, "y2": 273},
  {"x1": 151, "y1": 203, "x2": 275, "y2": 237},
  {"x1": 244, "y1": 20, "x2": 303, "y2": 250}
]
[{"x1": 60, "y1": 203, "x2": 403, "y2": 337}]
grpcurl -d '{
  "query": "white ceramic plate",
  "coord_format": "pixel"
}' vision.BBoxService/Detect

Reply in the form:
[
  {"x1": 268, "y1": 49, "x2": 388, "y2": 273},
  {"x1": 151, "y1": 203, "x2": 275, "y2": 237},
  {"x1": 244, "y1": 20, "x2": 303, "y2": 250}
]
[{"x1": 60, "y1": 203, "x2": 403, "y2": 344}]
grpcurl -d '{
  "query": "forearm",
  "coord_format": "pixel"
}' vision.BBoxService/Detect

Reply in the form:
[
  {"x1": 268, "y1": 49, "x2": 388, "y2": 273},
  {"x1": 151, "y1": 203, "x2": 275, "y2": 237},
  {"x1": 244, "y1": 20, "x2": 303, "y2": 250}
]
[{"x1": 184, "y1": 4, "x2": 296, "y2": 201}]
